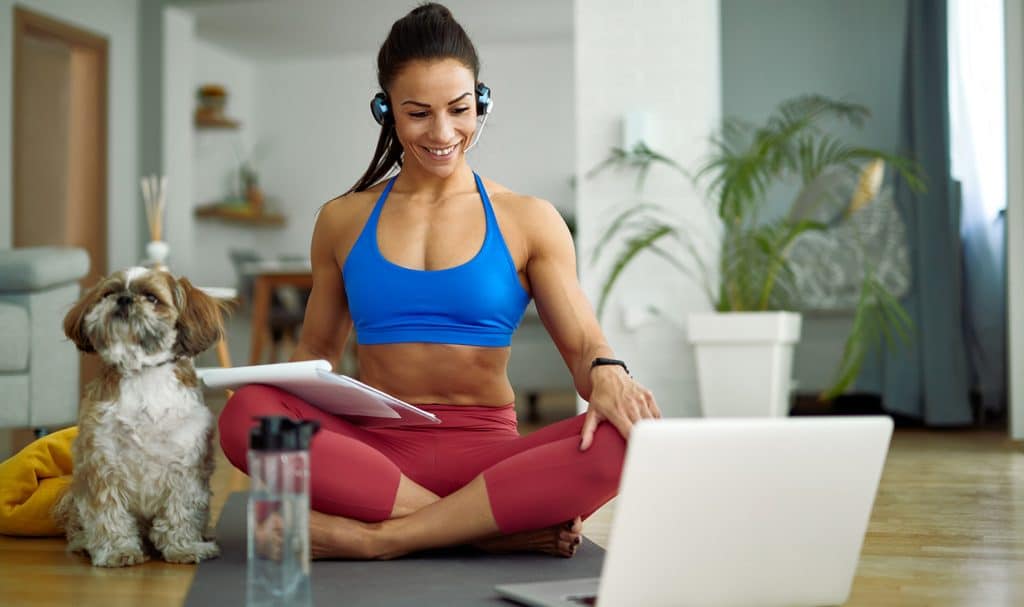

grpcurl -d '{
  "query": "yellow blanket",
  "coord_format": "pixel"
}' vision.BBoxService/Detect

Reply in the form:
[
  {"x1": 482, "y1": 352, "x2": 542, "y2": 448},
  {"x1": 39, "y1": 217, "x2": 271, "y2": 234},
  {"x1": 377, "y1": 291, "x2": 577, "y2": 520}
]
[{"x1": 0, "y1": 427, "x2": 77, "y2": 537}]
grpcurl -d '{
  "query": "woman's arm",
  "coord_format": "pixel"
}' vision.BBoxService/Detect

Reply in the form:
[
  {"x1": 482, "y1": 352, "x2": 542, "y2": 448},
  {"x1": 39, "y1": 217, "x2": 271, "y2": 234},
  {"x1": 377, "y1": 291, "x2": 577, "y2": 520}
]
[
  {"x1": 291, "y1": 202, "x2": 353, "y2": 368},
  {"x1": 522, "y1": 198, "x2": 660, "y2": 450}
]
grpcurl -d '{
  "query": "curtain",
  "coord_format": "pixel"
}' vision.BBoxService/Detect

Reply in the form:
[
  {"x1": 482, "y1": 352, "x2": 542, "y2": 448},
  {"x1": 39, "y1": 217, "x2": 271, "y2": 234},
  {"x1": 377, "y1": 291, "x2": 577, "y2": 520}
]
[
  {"x1": 948, "y1": 0, "x2": 1008, "y2": 416},
  {"x1": 858, "y1": 0, "x2": 972, "y2": 425}
]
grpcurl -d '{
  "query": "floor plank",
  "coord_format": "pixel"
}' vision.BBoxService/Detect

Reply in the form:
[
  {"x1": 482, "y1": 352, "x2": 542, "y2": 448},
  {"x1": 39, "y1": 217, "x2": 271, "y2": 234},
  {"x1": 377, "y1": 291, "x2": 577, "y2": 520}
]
[{"x1": 1, "y1": 423, "x2": 1022, "y2": 606}]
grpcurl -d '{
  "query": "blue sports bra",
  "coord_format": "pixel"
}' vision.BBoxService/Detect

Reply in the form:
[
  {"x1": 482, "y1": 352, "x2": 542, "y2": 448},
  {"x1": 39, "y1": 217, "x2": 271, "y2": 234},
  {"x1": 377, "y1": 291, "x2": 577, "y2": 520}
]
[{"x1": 342, "y1": 173, "x2": 531, "y2": 347}]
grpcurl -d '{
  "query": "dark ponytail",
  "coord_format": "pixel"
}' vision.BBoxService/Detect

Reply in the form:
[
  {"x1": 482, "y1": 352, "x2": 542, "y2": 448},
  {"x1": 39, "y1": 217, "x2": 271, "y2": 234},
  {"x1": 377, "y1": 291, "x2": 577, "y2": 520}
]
[{"x1": 344, "y1": 3, "x2": 481, "y2": 195}]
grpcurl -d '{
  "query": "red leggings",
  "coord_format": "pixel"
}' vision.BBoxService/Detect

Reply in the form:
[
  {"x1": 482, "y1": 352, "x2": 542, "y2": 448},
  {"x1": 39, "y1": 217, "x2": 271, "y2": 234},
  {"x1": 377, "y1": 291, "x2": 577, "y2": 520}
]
[{"x1": 218, "y1": 385, "x2": 626, "y2": 534}]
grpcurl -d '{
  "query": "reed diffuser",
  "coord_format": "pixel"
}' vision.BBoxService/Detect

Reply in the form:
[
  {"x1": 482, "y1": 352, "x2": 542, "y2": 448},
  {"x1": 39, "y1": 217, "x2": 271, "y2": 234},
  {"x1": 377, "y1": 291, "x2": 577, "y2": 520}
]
[{"x1": 141, "y1": 174, "x2": 170, "y2": 270}]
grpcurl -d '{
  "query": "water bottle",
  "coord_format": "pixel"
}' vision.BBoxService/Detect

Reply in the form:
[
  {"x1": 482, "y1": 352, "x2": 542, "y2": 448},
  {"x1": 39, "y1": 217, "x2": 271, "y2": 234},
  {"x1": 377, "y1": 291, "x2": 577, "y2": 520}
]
[{"x1": 247, "y1": 416, "x2": 320, "y2": 607}]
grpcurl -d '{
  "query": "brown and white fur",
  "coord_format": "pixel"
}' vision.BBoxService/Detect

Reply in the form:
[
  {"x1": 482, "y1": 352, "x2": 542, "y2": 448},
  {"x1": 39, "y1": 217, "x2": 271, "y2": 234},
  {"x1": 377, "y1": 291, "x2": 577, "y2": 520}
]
[{"x1": 55, "y1": 267, "x2": 226, "y2": 567}]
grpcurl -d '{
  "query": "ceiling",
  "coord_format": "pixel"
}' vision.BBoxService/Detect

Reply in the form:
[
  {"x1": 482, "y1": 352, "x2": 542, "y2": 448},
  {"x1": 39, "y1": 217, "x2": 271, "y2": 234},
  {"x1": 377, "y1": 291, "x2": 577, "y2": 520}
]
[{"x1": 174, "y1": 0, "x2": 573, "y2": 61}]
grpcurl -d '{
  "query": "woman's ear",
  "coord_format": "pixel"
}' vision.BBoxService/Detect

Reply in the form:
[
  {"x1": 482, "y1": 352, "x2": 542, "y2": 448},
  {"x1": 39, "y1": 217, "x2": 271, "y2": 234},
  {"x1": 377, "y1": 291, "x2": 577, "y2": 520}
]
[
  {"x1": 63, "y1": 280, "x2": 107, "y2": 353},
  {"x1": 173, "y1": 277, "x2": 227, "y2": 357}
]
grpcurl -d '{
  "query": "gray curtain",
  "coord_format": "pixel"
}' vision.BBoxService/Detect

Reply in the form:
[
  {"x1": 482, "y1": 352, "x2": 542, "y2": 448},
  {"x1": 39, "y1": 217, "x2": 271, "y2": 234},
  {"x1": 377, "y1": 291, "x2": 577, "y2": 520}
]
[
  {"x1": 962, "y1": 209, "x2": 1006, "y2": 416},
  {"x1": 858, "y1": 0, "x2": 972, "y2": 425}
]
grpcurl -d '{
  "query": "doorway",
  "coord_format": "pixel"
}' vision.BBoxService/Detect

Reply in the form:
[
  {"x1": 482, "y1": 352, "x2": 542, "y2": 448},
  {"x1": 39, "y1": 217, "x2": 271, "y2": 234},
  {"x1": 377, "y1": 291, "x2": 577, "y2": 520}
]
[{"x1": 13, "y1": 6, "x2": 108, "y2": 397}]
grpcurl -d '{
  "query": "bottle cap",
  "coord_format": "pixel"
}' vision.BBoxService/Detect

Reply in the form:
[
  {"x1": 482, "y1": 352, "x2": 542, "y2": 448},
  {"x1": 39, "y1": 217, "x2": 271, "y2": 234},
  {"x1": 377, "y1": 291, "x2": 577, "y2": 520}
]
[{"x1": 249, "y1": 416, "x2": 321, "y2": 451}]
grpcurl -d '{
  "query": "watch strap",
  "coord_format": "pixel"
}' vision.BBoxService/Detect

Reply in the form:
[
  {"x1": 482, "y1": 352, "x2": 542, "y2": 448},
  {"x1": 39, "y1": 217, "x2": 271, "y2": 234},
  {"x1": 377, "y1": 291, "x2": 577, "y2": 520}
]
[{"x1": 590, "y1": 357, "x2": 629, "y2": 375}]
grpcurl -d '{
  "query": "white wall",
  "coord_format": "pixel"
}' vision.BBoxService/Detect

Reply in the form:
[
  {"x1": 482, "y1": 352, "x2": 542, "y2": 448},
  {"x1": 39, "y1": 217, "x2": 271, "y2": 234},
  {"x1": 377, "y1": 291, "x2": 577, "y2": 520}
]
[
  {"x1": 0, "y1": 0, "x2": 140, "y2": 273},
  {"x1": 252, "y1": 52, "x2": 378, "y2": 264},
  {"x1": 575, "y1": 0, "x2": 721, "y2": 417},
  {"x1": 189, "y1": 38, "x2": 260, "y2": 287},
  {"x1": 1005, "y1": 0, "x2": 1024, "y2": 440},
  {"x1": 469, "y1": 40, "x2": 576, "y2": 215}
]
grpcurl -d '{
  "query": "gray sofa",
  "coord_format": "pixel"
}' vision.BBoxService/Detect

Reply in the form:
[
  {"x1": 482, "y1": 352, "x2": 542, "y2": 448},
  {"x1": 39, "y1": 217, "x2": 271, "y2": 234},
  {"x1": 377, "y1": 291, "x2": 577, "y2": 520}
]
[{"x1": 0, "y1": 247, "x2": 90, "y2": 432}]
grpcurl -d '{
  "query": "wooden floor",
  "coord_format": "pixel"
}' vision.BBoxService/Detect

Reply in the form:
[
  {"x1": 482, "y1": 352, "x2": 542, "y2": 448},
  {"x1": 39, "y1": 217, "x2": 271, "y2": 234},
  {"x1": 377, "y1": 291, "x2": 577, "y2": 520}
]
[{"x1": 1, "y1": 425, "x2": 1022, "y2": 606}]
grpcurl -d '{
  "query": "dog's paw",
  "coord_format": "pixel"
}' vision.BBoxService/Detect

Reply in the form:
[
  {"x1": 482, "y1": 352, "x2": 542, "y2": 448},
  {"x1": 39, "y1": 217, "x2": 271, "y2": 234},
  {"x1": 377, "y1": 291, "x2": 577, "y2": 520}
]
[
  {"x1": 162, "y1": 540, "x2": 220, "y2": 564},
  {"x1": 91, "y1": 546, "x2": 150, "y2": 568}
]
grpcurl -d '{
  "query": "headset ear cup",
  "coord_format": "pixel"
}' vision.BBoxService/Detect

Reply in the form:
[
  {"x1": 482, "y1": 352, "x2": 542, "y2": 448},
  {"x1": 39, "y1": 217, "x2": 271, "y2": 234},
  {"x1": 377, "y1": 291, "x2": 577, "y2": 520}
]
[
  {"x1": 475, "y1": 82, "x2": 492, "y2": 117},
  {"x1": 371, "y1": 92, "x2": 391, "y2": 125}
]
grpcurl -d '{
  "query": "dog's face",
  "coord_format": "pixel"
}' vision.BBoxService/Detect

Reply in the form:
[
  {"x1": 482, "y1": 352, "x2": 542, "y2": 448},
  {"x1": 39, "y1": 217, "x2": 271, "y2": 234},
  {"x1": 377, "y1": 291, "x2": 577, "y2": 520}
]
[{"x1": 64, "y1": 267, "x2": 225, "y2": 369}]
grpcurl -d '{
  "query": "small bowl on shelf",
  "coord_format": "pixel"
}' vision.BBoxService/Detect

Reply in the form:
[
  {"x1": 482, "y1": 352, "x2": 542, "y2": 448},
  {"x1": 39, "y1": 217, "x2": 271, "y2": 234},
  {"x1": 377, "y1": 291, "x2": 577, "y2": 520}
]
[{"x1": 197, "y1": 84, "x2": 227, "y2": 112}]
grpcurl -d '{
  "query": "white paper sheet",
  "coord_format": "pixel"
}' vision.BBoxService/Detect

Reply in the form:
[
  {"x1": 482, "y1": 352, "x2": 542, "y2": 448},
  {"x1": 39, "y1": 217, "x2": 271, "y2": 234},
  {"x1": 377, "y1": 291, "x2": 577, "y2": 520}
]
[{"x1": 198, "y1": 361, "x2": 440, "y2": 424}]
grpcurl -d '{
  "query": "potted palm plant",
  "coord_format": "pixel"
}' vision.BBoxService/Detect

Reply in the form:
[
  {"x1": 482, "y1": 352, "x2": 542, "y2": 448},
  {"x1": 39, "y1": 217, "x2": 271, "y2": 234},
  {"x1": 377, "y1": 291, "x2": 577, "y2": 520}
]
[{"x1": 590, "y1": 95, "x2": 924, "y2": 417}]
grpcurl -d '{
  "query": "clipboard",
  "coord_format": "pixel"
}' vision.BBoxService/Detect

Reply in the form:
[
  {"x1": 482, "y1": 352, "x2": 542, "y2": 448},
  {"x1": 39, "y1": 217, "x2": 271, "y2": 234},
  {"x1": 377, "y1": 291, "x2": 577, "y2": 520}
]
[{"x1": 198, "y1": 360, "x2": 441, "y2": 426}]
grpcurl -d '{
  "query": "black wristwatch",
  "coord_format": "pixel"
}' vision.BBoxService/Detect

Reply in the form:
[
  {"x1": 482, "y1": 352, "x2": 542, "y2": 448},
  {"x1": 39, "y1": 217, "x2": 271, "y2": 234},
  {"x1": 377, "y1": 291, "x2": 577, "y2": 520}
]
[{"x1": 590, "y1": 357, "x2": 630, "y2": 376}]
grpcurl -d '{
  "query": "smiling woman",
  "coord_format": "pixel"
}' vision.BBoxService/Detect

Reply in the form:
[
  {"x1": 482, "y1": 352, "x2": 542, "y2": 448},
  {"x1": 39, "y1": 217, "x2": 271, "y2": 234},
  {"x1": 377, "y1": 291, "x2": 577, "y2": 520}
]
[
  {"x1": 349, "y1": 4, "x2": 490, "y2": 193},
  {"x1": 217, "y1": 1, "x2": 660, "y2": 561}
]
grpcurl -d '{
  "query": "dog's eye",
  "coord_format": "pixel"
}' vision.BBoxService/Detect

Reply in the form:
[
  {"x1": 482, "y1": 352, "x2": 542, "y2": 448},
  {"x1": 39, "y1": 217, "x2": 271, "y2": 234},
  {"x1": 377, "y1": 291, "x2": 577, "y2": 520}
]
[{"x1": 145, "y1": 294, "x2": 159, "y2": 305}]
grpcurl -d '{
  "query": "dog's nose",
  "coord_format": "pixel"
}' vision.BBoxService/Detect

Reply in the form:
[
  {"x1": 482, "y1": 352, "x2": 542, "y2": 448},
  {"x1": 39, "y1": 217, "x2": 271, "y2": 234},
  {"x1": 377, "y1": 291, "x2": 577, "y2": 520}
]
[{"x1": 116, "y1": 295, "x2": 132, "y2": 308}]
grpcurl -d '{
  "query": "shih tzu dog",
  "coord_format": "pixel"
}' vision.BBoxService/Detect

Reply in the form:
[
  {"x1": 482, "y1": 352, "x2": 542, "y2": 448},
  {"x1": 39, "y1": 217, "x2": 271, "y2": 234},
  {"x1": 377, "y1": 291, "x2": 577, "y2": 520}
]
[{"x1": 54, "y1": 266, "x2": 226, "y2": 567}]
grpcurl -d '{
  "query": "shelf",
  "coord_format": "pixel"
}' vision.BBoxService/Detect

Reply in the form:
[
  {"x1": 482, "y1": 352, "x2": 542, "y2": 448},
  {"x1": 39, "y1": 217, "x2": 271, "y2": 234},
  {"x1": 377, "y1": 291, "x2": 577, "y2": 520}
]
[
  {"x1": 194, "y1": 110, "x2": 239, "y2": 129},
  {"x1": 194, "y1": 202, "x2": 285, "y2": 227}
]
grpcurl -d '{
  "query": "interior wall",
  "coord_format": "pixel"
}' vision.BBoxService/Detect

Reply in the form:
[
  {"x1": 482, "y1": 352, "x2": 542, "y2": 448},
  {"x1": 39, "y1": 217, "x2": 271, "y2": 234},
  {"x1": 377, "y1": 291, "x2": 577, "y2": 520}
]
[
  {"x1": 189, "y1": 37, "x2": 259, "y2": 289},
  {"x1": 0, "y1": 0, "x2": 139, "y2": 272},
  {"x1": 720, "y1": 0, "x2": 908, "y2": 221},
  {"x1": 575, "y1": 0, "x2": 721, "y2": 417}
]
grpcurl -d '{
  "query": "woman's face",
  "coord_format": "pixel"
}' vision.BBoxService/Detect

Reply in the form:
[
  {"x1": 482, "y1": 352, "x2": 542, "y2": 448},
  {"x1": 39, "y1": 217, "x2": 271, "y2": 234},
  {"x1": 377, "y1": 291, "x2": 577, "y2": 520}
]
[{"x1": 388, "y1": 58, "x2": 478, "y2": 179}]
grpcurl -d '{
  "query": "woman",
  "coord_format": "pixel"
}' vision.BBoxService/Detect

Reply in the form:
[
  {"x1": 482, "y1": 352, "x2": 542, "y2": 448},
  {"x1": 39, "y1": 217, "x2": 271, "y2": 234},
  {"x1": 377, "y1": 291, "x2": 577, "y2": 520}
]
[{"x1": 219, "y1": 3, "x2": 660, "y2": 560}]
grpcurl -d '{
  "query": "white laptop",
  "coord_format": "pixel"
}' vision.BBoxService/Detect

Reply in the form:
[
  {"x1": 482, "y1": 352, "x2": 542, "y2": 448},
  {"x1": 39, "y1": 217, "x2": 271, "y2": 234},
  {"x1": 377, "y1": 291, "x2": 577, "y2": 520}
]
[{"x1": 495, "y1": 416, "x2": 893, "y2": 607}]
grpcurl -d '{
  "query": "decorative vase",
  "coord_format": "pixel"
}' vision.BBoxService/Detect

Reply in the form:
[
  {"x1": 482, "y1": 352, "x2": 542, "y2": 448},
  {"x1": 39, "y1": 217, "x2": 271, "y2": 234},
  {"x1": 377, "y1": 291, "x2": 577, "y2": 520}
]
[
  {"x1": 146, "y1": 240, "x2": 170, "y2": 271},
  {"x1": 246, "y1": 184, "x2": 264, "y2": 214},
  {"x1": 687, "y1": 311, "x2": 802, "y2": 417}
]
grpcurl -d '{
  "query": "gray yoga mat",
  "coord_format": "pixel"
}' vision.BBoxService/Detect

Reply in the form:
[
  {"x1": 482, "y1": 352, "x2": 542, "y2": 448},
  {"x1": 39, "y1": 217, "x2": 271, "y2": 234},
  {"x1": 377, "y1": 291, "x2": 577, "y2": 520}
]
[{"x1": 185, "y1": 492, "x2": 605, "y2": 606}]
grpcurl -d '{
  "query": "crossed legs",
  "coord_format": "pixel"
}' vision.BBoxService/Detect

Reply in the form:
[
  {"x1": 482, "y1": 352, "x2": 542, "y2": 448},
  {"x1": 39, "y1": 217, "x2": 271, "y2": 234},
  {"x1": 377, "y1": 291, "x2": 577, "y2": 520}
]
[{"x1": 219, "y1": 385, "x2": 625, "y2": 559}]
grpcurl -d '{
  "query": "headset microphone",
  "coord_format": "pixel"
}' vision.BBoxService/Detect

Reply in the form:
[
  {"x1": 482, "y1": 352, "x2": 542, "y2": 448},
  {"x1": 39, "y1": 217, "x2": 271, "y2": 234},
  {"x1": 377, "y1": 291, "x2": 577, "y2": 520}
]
[{"x1": 465, "y1": 98, "x2": 492, "y2": 152}]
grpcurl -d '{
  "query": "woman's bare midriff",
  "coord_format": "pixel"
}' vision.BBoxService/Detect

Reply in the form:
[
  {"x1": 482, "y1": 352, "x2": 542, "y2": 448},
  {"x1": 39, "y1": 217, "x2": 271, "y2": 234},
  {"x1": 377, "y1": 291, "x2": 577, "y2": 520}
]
[{"x1": 356, "y1": 342, "x2": 516, "y2": 406}]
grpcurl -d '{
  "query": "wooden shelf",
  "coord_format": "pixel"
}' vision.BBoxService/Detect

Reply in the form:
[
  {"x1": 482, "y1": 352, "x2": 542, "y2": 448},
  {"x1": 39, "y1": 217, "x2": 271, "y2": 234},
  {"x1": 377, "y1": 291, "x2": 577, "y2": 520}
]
[
  {"x1": 194, "y1": 110, "x2": 239, "y2": 129},
  {"x1": 194, "y1": 202, "x2": 285, "y2": 227}
]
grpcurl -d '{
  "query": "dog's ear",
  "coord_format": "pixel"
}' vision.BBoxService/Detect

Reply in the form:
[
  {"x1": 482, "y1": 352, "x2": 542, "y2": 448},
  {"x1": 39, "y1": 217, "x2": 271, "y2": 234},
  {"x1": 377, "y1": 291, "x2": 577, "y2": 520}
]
[
  {"x1": 172, "y1": 276, "x2": 227, "y2": 357},
  {"x1": 63, "y1": 279, "x2": 107, "y2": 353}
]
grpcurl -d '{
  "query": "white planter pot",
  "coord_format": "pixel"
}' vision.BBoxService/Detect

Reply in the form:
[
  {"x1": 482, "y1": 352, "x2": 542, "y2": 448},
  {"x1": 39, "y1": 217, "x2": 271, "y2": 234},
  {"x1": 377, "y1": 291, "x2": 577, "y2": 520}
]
[{"x1": 688, "y1": 311, "x2": 802, "y2": 417}]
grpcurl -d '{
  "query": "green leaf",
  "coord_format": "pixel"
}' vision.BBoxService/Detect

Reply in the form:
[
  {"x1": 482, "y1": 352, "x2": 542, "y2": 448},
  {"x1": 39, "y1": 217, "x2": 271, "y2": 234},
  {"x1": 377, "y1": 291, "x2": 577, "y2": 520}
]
[
  {"x1": 596, "y1": 224, "x2": 676, "y2": 319},
  {"x1": 590, "y1": 203, "x2": 664, "y2": 265}
]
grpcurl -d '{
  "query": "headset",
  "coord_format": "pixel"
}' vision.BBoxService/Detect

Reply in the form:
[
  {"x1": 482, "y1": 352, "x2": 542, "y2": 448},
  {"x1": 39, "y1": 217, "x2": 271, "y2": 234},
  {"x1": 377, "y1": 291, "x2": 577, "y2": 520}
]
[{"x1": 370, "y1": 82, "x2": 493, "y2": 150}]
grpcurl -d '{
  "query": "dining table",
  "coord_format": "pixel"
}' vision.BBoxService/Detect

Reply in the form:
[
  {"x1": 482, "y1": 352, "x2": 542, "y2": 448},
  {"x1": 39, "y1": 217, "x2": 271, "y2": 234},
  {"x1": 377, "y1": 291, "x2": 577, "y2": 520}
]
[{"x1": 240, "y1": 259, "x2": 313, "y2": 365}]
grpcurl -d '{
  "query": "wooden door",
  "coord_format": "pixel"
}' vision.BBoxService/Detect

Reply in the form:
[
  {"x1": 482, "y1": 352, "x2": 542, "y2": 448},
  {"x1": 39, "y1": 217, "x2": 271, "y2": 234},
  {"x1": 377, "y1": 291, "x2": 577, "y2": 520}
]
[{"x1": 13, "y1": 7, "x2": 109, "y2": 398}]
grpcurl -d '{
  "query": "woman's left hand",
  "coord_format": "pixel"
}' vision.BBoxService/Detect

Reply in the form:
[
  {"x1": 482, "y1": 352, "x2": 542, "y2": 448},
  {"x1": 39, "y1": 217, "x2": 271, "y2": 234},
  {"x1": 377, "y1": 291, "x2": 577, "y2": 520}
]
[{"x1": 579, "y1": 366, "x2": 660, "y2": 451}]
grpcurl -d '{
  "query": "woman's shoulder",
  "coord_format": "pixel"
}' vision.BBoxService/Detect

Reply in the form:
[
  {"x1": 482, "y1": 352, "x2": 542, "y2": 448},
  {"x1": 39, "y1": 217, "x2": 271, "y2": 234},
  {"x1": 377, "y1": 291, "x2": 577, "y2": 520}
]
[
  {"x1": 481, "y1": 180, "x2": 569, "y2": 229},
  {"x1": 481, "y1": 178, "x2": 562, "y2": 223},
  {"x1": 318, "y1": 181, "x2": 390, "y2": 231}
]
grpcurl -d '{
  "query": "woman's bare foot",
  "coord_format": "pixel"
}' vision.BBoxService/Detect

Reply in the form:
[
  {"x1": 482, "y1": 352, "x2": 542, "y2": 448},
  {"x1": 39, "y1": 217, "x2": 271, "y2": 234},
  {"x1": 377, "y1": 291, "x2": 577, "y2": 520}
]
[
  {"x1": 310, "y1": 510, "x2": 381, "y2": 559},
  {"x1": 473, "y1": 516, "x2": 583, "y2": 558},
  {"x1": 255, "y1": 510, "x2": 381, "y2": 560}
]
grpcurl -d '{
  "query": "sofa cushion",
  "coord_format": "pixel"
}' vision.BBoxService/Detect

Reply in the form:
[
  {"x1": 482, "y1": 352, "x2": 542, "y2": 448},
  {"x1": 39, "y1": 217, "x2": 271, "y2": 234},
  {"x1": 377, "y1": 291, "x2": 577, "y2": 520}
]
[
  {"x1": 0, "y1": 302, "x2": 29, "y2": 371},
  {"x1": 0, "y1": 247, "x2": 90, "y2": 292}
]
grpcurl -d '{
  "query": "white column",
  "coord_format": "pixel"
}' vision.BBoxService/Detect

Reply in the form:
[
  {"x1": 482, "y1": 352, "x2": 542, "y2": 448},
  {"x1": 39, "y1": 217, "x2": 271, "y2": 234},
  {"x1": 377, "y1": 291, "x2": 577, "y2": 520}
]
[
  {"x1": 1005, "y1": 0, "x2": 1024, "y2": 440},
  {"x1": 574, "y1": 0, "x2": 721, "y2": 417},
  {"x1": 162, "y1": 6, "x2": 195, "y2": 277}
]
